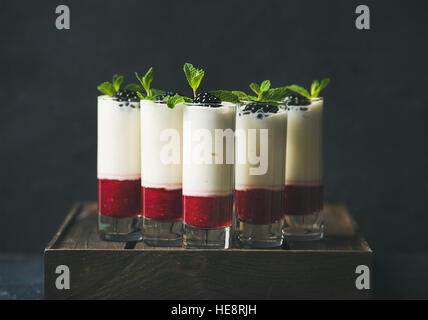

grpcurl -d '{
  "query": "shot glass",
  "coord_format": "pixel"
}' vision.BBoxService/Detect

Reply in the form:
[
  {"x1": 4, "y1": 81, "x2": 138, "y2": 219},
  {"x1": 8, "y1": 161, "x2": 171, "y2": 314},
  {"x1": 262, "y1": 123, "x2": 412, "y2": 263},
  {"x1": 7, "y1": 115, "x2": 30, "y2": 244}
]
[
  {"x1": 283, "y1": 97, "x2": 324, "y2": 241},
  {"x1": 140, "y1": 100, "x2": 184, "y2": 246},
  {"x1": 182, "y1": 102, "x2": 236, "y2": 248},
  {"x1": 97, "y1": 95, "x2": 142, "y2": 241},
  {"x1": 235, "y1": 101, "x2": 287, "y2": 248}
]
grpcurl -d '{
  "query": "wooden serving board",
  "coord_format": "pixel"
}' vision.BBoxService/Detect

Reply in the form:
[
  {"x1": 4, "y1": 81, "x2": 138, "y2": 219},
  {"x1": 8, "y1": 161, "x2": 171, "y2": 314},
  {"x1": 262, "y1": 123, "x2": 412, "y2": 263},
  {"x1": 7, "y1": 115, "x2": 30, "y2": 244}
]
[{"x1": 44, "y1": 202, "x2": 372, "y2": 299}]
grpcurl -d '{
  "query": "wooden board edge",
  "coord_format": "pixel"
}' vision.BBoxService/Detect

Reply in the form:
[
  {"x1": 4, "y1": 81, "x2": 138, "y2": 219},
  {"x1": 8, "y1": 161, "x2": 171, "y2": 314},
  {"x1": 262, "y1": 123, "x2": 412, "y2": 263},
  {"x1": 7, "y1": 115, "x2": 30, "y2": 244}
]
[
  {"x1": 43, "y1": 247, "x2": 373, "y2": 255},
  {"x1": 45, "y1": 202, "x2": 84, "y2": 250},
  {"x1": 43, "y1": 248, "x2": 373, "y2": 300}
]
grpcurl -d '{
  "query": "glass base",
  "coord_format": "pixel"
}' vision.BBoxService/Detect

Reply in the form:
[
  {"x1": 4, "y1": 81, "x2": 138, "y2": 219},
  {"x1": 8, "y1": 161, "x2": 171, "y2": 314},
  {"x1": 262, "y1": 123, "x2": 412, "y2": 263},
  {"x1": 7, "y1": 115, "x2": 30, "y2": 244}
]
[
  {"x1": 98, "y1": 213, "x2": 143, "y2": 242},
  {"x1": 143, "y1": 217, "x2": 183, "y2": 247},
  {"x1": 183, "y1": 224, "x2": 230, "y2": 249},
  {"x1": 236, "y1": 219, "x2": 284, "y2": 248},
  {"x1": 283, "y1": 211, "x2": 324, "y2": 241}
]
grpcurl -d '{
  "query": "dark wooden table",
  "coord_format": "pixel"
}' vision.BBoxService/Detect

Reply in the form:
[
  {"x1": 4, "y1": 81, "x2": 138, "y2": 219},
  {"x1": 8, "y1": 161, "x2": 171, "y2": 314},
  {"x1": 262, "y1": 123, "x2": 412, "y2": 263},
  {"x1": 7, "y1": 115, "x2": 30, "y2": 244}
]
[
  {"x1": 44, "y1": 202, "x2": 373, "y2": 299},
  {"x1": 2, "y1": 203, "x2": 427, "y2": 299}
]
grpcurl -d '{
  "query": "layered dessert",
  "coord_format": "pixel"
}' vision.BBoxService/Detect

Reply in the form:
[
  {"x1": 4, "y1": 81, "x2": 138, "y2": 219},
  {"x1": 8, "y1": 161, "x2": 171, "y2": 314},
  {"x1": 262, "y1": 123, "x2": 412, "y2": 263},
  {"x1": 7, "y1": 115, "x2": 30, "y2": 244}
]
[
  {"x1": 235, "y1": 101, "x2": 287, "y2": 247},
  {"x1": 97, "y1": 90, "x2": 141, "y2": 241},
  {"x1": 235, "y1": 102, "x2": 287, "y2": 224},
  {"x1": 140, "y1": 95, "x2": 184, "y2": 245},
  {"x1": 285, "y1": 97, "x2": 323, "y2": 215},
  {"x1": 182, "y1": 93, "x2": 236, "y2": 247},
  {"x1": 284, "y1": 95, "x2": 324, "y2": 240}
]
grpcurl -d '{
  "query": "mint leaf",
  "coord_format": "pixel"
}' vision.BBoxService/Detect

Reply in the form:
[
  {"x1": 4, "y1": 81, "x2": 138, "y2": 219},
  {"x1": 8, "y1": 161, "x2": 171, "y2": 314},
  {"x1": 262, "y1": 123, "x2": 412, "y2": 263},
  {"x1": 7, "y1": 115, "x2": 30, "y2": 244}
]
[
  {"x1": 143, "y1": 67, "x2": 153, "y2": 93},
  {"x1": 183, "y1": 63, "x2": 194, "y2": 87},
  {"x1": 135, "y1": 67, "x2": 154, "y2": 96},
  {"x1": 209, "y1": 90, "x2": 240, "y2": 104},
  {"x1": 310, "y1": 80, "x2": 319, "y2": 97},
  {"x1": 142, "y1": 67, "x2": 154, "y2": 96},
  {"x1": 136, "y1": 91, "x2": 146, "y2": 100},
  {"x1": 313, "y1": 78, "x2": 330, "y2": 97},
  {"x1": 150, "y1": 88, "x2": 166, "y2": 97},
  {"x1": 249, "y1": 82, "x2": 261, "y2": 95},
  {"x1": 97, "y1": 81, "x2": 116, "y2": 97},
  {"x1": 164, "y1": 94, "x2": 192, "y2": 108},
  {"x1": 164, "y1": 95, "x2": 187, "y2": 109},
  {"x1": 287, "y1": 85, "x2": 310, "y2": 98},
  {"x1": 261, "y1": 87, "x2": 291, "y2": 102},
  {"x1": 299, "y1": 78, "x2": 331, "y2": 98},
  {"x1": 251, "y1": 81, "x2": 273, "y2": 101},
  {"x1": 232, "y1": 91, "x2": 249, "y2": 100},
  {"x1": 260, "y1": 80, "x2": 271, "y2": 92},
  {"x1": 248, "y1": 95, "x2": 258, "y2": 101},
  {"x1": 135, "y1": 72, "x2": 143, "y2": 89},
  {"x1": 183, "y1": 63, "x2": 205, "y2": 97},
  {"x1": 124, "y1": 83, "x2": 142, "y2": 92},
  {"x1": 112, "y1": 74, "x2": 124, "y2": 92},
  {"x1": 192, "y1": 72, "x2": 204, "y2": 94}
]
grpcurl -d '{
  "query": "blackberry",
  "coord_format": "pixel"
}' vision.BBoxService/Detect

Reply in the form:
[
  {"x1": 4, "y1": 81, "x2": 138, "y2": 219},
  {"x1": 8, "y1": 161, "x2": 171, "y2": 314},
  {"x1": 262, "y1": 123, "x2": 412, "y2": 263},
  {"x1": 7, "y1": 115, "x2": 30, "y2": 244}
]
[
  {"x1": 115, "y1": 89, "x2": 139, "y2": 102},
  {"x1": 288, "y1": 94, "x2": 310, "y2": 106},
  {"x1": 193, "y1": 92, "x2": 221, "y2": 107},
  {"x1": 243, "y1": 101, "x2": 279, "y2": 114},
  {"x1": 156, "y1": 91, "x2": 179, "y2": 101}
]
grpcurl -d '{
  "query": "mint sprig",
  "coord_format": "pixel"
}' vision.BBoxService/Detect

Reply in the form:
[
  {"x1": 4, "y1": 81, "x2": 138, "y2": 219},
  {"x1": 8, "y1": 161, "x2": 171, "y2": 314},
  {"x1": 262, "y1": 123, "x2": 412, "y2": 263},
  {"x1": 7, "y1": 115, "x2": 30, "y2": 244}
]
[
  {"x1": 97, "y1": 74, "x2": 123, "y2": 97},
  {"x1": 249, "y1": 83, "x2": 260, "y2": 97},
  {"x1": 231, "y1": 91, "x2": 250, "y2": 100},
  {"x1": 97, "y1": 81, "x2": 116, "y2": 97},
  {"x1": 164, "y1": 95, "x2": 192, "y2": 109},
  {"x1": 150, "y1": 88, "x2": 165, "y2": 98},
  {"x1": 135, "y1": 67, "x2": 154, "y2": 97},
  {"x1": 286, "y1": 84, "x2": 310, "y2": 98},
  {"x1": 260, "y1": 80, "x2": 271, "y2": 92},
  {"x1": 97, "y1": 74, "x2": 139, "y2": 97},
  {"x1": 134, "y1": 67, "x2": 166, "y2": 101},
  {"x1": 123, "y1": 83, "x2": 142, "y2": 92},
  {"x1": 248, "y1": 80, "x2": 291, "y2": 102},
  {"x1": 112, "y1": 74, "x2": 124, "y2": 92},
  {"x1": 261, "y1": 86, "x2": 291, "y2": 101},
  {"x1": 183, "y1": 63, "x2": 205, "y2": 98},
  {"x1": 288, "y1": 78, "x2": 330, "y2": 99},
  {"x1": 232, "y1": 90, "x2": 258, "y2": 101},
  {"x1": 311, "y1": 78, "x2": 330, "y2": 97},
  {"x1": 209, "y1": 90, "x2": 240, "y2": 104}
]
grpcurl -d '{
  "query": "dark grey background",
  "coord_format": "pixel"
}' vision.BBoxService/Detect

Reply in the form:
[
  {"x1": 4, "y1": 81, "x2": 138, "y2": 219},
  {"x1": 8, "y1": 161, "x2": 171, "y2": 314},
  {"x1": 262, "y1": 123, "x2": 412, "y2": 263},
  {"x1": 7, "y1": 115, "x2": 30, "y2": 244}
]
[{"x1": 0, "y1": 0, "x2": 427, "y2": 298}]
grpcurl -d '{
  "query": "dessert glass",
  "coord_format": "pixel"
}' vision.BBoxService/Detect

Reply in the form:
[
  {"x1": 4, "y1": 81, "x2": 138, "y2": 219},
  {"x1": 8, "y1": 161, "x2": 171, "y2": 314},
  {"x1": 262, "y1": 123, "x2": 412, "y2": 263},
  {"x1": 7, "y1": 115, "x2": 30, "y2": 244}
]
[
  {"x1": 182, "y1": 102, "x2": 236, "y2": 248},
  {"x1": 140, "y1": 100, "x2": 184, "y2": 246},
  {"x1": 283, "y1": 97, "x2": 324, "y2": 240},
  {"x1": 235, "y1": 101, "x2": 287, "y2": 247},
  {"x1": 97, "y1": 95, "x2": 142, "y2": 241}
]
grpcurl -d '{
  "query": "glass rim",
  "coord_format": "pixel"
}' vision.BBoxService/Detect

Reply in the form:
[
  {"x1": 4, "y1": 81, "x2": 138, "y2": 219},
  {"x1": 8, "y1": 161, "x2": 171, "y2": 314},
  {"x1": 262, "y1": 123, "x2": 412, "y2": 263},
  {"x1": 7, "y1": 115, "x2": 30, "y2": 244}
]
[
  {"x1": 285, "y1": 96, "x2": 324, "y2": 107},
  {"x1": 140, "y1": 99, "x2": 168, "y2": 104},
  {"x1": 98, "y1": 94, "x2": 116, "y2": 100},
  {"x1": 184, "y1": 101, "x2": 236, "y2": 108},
  {"x1": 285, "y1": 96, "x2": 324, "y2": 101},
  {"x1": 97, "y1": 95, "x2": 140, "y2": 104},
  {"x1": 238, "y1": 99, "x2": 287, "y2": 106}
]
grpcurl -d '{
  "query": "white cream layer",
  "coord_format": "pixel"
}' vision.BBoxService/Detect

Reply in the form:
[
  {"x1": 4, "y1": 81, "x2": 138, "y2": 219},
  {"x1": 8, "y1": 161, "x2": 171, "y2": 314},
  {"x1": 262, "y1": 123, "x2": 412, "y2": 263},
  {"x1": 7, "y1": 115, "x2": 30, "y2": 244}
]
[
  {"x1": 235, "y1": 109, "x2": 287, "y2": 190},
  {"x1": 285, "y1": 99, "x2": 323, "y2": 185},
  {"x1": 97, "y1": 95, "x2": 141, "y2": 180},
  {"x1": 182, "y1": 103, "x2": 236, "y2": 196},
  {"x1": 140, "y1": 100, "x2": 184, "y2": 190}
]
